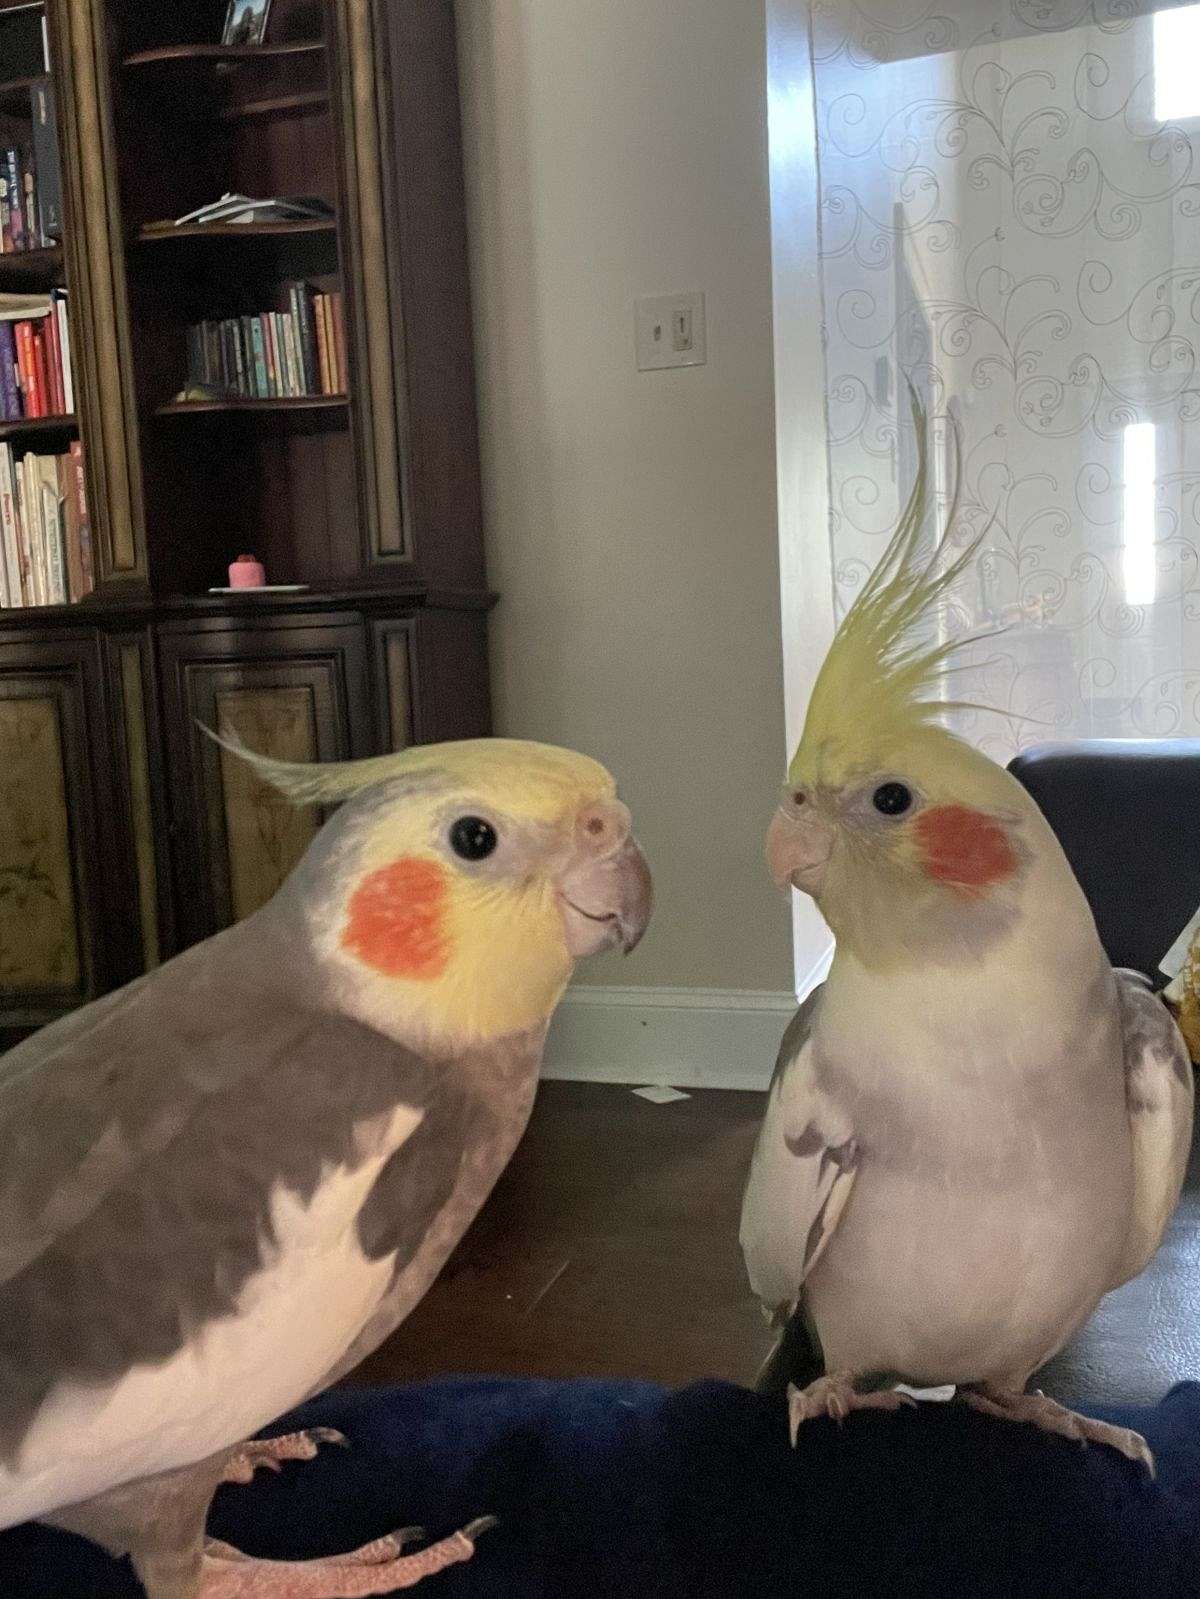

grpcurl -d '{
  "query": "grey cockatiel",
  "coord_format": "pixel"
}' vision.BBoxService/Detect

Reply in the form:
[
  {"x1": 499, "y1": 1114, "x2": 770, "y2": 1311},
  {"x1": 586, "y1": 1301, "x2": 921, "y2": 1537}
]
[
  {"x1": 0, "y1": 736, "x2": 651, "y2": 1597},
  {"x1": 740, "y1": 428, "x2": 1194, "y2": 1466}
]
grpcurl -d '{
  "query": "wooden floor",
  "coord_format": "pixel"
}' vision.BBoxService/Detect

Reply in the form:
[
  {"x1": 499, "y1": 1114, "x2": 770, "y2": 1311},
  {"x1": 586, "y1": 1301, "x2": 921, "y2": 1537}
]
[{"x1": 351, "y1": 1081, "x2": 775, "y2": 1390}]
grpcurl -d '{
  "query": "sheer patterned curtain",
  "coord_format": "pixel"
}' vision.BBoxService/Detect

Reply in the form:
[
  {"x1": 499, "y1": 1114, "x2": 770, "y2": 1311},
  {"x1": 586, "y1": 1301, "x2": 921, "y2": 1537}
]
[{"x1": 811, "y1": 0, "x2": 1200, "y2": 760}]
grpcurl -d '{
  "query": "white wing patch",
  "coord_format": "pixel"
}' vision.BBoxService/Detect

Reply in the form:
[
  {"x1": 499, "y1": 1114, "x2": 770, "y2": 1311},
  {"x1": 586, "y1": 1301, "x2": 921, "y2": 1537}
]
[
  {"x1": 0, "y1": 1103, "x2": 423, "y2": 1533},
  {"x1": 1113, "y1": 973, "x2": 1194, "y2": 1289},
  {"x1": 739, "y1": 991, "x2": 857, "y2": 1319}
]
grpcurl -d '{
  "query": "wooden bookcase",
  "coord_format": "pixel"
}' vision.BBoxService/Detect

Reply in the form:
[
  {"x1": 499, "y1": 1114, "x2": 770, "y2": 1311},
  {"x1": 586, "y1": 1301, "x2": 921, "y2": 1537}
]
[{"x1": 0, "y1": 0, "x2": 491, "y2": 1041}]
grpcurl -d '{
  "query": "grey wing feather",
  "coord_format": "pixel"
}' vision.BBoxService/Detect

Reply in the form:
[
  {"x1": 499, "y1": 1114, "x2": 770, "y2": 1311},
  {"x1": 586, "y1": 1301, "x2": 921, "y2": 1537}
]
[
  {"x1": 739, "y1": 984, "x2": 857, "y2": 1320},
  {"x1": 1112, "y1": 971, "x2": 1194, "y2": 1288},
  {"x1": 0, "y1": 918, "x2": 299, "y2": 1286}
]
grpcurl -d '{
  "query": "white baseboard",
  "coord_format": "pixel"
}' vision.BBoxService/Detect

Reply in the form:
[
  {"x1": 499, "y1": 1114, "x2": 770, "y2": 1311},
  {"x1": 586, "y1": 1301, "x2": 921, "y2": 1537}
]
[{"x1": 542, "y1": 984, "x2": 797, "y2": 1091}]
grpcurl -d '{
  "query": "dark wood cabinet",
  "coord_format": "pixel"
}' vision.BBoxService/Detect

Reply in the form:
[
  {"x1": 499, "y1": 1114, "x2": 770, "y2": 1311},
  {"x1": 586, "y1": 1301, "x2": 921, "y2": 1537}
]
[
  {"x1": 0, "y1": 628, "x2": 117, "y2": 1034},
  {"x1": 0, "y1": 0, "x2": 493, "y2": 1038}
]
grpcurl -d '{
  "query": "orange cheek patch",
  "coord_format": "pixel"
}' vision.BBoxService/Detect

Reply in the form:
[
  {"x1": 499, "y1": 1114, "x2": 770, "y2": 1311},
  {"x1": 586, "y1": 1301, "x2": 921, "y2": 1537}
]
[
  {"x1": 915, "y1": 805, "x2": 1017, "y2": 890},
  {"x1": 341, "y1": 856, "x2": 451, "y2": 980}
]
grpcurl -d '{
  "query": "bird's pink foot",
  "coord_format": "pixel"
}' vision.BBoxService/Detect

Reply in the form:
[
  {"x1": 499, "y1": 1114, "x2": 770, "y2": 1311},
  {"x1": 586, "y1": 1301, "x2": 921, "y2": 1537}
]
[
  {"x1": 960, "y1": 1386, "x2": 1154, "y2": 1475},
  {"x1": 222, "y1": 1429, "x2": 349, "y2": 1484},
  {"x1": 787, "y1": 1373, "x2": 916, "y2": 1443},
  {"x1": 197, "y1": 1519, "x2": 497, "y2": 1596}
]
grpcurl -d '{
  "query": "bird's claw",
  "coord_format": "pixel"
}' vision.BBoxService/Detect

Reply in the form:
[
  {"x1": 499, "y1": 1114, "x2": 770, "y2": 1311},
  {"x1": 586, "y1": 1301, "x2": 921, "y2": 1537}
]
[
  {"x1": 787, "y1": 1374, "x2": 916, "y2": 1444},
  {"x1": 222, "y1": 1428, "x2": 350, "y2": 1484},
  {"x1": 960, "y1": 1387, "x2": 1156, "y2": 1476}
]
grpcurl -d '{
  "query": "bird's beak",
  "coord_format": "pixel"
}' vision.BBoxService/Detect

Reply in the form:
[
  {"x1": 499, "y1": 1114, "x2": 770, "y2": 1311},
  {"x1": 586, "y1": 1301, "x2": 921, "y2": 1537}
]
[
  {"x1": 766, "y1": 806, "x2": 834, "y2": 899},
  {"x1": 557, "y1": 800, "x2": 653, "y2": 957}
]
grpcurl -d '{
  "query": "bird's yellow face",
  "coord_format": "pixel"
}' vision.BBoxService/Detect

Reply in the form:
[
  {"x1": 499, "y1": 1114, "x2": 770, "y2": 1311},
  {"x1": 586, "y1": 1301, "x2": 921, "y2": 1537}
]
[{"x1": 306, "y1": 740, "x2": 652, "y2": 1049}]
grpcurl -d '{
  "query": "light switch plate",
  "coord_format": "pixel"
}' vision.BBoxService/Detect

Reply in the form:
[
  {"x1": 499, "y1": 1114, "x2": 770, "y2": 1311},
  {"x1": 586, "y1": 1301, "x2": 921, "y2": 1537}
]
[{"x1": 635, "y1": 291, "x2": 706, "y2": 371}]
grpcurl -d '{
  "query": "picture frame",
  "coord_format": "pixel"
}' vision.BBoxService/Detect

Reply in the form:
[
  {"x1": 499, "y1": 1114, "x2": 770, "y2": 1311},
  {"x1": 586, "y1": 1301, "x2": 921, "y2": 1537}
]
[{"x1": 222, "y1": 0, "x2": 272, "y2": 48}]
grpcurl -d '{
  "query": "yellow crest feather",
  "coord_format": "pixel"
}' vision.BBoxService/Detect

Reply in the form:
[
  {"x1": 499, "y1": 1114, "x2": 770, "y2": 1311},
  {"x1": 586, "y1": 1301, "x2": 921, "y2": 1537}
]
[
  {"x1": 791, "y1": 400, "x2": 990, "y2": 785},
  {"x1": 198, "y1": 727, "x2": 616, "y2": 823}
]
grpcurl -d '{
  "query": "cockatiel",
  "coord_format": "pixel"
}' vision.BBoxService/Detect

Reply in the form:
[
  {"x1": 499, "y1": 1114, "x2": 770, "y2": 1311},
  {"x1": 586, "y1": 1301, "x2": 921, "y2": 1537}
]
[
  {"x1": 0, "y1": 736, "x2": 651, "y2": 1597},
  {"x1": 740, "y1": 421, "x2": 1194, "y2": 1467}
]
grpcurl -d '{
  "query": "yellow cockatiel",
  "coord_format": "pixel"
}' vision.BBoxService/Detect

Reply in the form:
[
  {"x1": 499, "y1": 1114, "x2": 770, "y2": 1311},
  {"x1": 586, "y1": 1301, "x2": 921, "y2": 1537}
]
[{"x1": 742, "y1": 410, "x2": 1193, "y2": 1468}]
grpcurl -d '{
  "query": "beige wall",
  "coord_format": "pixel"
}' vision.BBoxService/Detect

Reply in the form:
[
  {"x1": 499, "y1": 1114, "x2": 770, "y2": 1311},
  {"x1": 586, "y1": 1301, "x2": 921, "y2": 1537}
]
[{"x1": 455, "y1": 0, "x2": 793, "y2": 993}]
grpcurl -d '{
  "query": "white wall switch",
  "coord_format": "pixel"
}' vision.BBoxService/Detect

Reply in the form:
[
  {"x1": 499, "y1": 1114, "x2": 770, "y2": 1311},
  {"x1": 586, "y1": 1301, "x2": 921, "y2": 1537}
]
[{"x1": 635, "y1": 291, "x2": 706, "y2": 371}]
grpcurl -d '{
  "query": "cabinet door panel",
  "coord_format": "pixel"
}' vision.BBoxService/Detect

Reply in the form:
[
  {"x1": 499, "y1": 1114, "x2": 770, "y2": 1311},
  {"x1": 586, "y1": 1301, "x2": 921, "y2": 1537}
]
[
  {"x1": 158, "y1": 618, "x2": 371, "y2": 947},
  {"x1": 0, "y1": 633, "x2": 114, "y2": 1030}
]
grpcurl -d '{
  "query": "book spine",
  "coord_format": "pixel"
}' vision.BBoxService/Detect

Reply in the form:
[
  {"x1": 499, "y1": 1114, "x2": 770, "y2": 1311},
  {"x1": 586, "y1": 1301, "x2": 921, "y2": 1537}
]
[
  {"x1": 270, "y1": 312, "x2": 288, "y2": 396},
  {"x1": 5, "y1": 151, "x2": 22, "y2": 250},
  {"x1": 0, "y1": 322, "x2": 17, "y2": 420},
  {"x1": 15, "y1": 321, "x2": 38, "y2": 416},
  {"x1": 282, "y1": 312, "x2": 299, "y2": 398},
  {"x1": 231, "y1": 317, "x2": 247, "y2": 397},
  {"x1": 249, "y1": 316, "x2": 268, "y2": 398},
  {"x1": 55, "y1": 294, "x2": 72, "y2": 412},
  {"x1": 239, "y1": 316, "x2": 253, "y2": 398},
  {"x1": 22, "y1": 454, "x2": 44, "y2": 605},
  {"x1": 59, "y1": 451, "x2": 82, "y2": 602},
  {"x1": 32, "y1": 326, "x2": 49, "y2": 418},
  {"x1": 31, "y1": 78, "x2": 63, "y2": 244},
  {"x1": 0, "y1": 171, "x2": 11, "y2": 254},
  {"x1": 10, "y1": 448, "x2": 30, "y2": 603},
  {"x1": 70, "y1": 441, "x2": 92, "y2": 595},
  {"x1": 330, "y1": 292, "x2": 347, "y2": 394},
  {"x1": 40, "y1": 460, "x2": 66, "y2": 604},
  {"x1": 263, "y1": 313, "x2": 278, "y2": 397},
  {"x1": 21, "y1": 149, "x2": 35, "y2": 247},
  {"x1": 0, "y1": 445, "x2": 17, "y2": 607},
  {"x1": 43, "y1": 308, "x2": 63, "y2": 414},
  {"x1": 297, "y1": 285, "x2": 318, "y2": 396},
  {"x1": 314, "y1": 293, "x2": 331, "y2": 394}
]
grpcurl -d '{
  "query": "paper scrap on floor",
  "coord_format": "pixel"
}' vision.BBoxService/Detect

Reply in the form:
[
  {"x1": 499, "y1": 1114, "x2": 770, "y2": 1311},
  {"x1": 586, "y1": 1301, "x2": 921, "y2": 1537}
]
[{"x1": 631, "y1": 1085, "x2": 691, "y2": 1104}]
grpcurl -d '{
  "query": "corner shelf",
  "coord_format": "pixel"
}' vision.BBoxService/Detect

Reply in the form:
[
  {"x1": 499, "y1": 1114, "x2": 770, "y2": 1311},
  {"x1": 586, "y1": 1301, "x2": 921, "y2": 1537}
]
[
  {"x1": 138, "y1": 218, "x2": 336, "y2": 242},
  {"x1": 155, "y1": 395, "x2": 347, "y2": 415},
  {"x1": 122, "y1": 42, "x2": 326, "y2": 70},
  {"x1": 0, "y1": 413, "x2": 77, "y2": 439}
]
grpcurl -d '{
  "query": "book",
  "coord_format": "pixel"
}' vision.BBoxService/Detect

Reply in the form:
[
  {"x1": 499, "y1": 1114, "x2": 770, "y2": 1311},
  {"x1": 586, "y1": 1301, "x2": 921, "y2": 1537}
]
[
  {"x1": 37, "y1": 452, "x2": 65, "y2": 604},
  {"x1": 37, "y1": 316, "x2": 59, "y2": 412},
  {"x1": 30, "y1": 77, "x2": 62, "y2": 244},
  {"x1": 21, "y1": 149, "x2": 35, "y2": 245},
  {"x1": 0, "y1": 170, "x2": 11, "y2": 254},
  {"x1": 32, "y1": 326, "x2": 49, "y2": 418},
  {"x1": 249, "y1": 316, "x2": 268, "y2": 398},
  {"x1": 69, "y1": 441, "x2": 93, "y2": 595},
  {"x1": 21, "y1": 453, "x2": 42, "y2": 604},
  {"x1": 59, "y1": 450, "x2": 80, "y2": 601},
  {"x1": 314, "y1": 294, "x2": 331, "y2": 393},
  {"x1": 279, "y1": 312, "x2": 297, "y2": 397},
  {"x1": 5, "y1": 151, "x2": 23, "y2": 250},
  {"x1": 0, "y1": 323, "x2": 17, "y2": 420},
  {"x1": 0, "y1": 444, "x2": 18, "y2": 605},
  {"x1": 296, "y1": 283, "x2": 318, "y2": 394},
  {"x1": 330, "y1": 292, "x2": 347, "y2": 394},
  {"x1": 15, "y1": 319, "x2": 39, "y2": 416},
  {"x1": 0, "y1": 292, "x2": 52, "y2": 321},
  {"x1": 263, "y1": 313, "x2": 278, "y2": 397},
  {"x1": 10, "y1": 447, "x2": 30, "y2": 602},
  {"x1": 55, "y1": 293, "x2": 73, "y2": 412}
]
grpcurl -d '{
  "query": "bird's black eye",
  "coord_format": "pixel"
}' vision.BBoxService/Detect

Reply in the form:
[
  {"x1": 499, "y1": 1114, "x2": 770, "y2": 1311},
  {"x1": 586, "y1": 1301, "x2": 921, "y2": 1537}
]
[
  {"x1": 449, "y1": 816, "x2": 498, "y2": 860},
  {"x1": 872, "y1": 782, "x2": 913, "y2": 817}
]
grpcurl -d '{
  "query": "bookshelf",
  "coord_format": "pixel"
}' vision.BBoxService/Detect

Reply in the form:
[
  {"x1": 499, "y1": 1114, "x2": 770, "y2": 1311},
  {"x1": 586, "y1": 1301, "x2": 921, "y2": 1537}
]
[{"x1": 0, "y1": 0, "x2": 490, "y2": 1041}]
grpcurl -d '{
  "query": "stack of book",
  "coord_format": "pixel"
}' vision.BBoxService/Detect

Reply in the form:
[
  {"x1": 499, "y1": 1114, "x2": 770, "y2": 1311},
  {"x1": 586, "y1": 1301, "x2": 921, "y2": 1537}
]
[
  {"x1": 0, "y1": 76, "x2": 63, "y2": 252},
  {"x1": 0, "y1": 290, "x2": 73, "y2": 418},
  {"x1": 184, "y1": 285, "x2": 347, "y2": 401},
  {"x1": 0, "y1": 439, "x2": 92, "y2": 608}
]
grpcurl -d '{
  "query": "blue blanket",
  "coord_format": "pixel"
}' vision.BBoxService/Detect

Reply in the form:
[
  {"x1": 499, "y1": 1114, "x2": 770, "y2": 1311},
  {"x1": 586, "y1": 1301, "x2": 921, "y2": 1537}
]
[{"x1": 3, "y1": 1378, "x2": 1199, "y2": 1595}]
